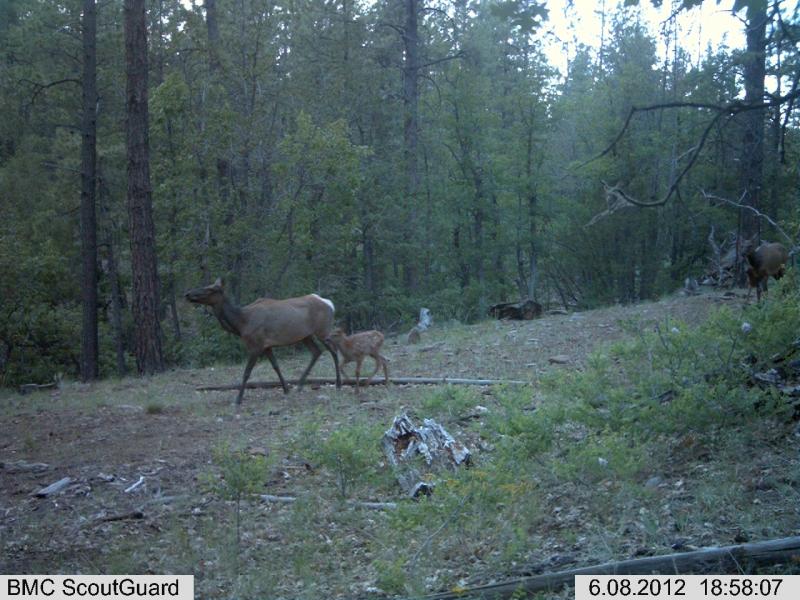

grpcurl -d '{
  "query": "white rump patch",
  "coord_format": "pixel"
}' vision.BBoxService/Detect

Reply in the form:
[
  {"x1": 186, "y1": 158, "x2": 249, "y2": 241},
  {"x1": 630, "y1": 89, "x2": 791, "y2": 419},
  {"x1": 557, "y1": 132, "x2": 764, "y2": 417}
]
[{"x1": 313, "y1": 293, "x2": 335, "y2": 312}]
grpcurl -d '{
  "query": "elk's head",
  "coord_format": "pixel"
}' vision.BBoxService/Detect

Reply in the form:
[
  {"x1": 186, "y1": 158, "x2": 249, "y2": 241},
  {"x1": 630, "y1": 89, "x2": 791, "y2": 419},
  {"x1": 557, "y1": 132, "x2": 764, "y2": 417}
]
[{"x1": 185, "y1": 278, "x2": 225, "y2": 306}]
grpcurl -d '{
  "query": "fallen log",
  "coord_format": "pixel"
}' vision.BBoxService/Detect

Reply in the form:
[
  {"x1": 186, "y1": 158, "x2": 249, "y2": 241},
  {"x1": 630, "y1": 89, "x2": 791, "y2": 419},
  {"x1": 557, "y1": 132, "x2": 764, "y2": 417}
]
[
  {"x1": 18, "y1": 382, "x2": 58, "y2": 395},
  {"x1": 260, "y1": 494, "x2": 396, "y2": 511},
  {"x1": 409, "y1": 535, "x2": 800, "y2": 600},
  {"x1": 1, "y1": 460, "x2": 50, "y2": 474},
  {"x1": 33, "y1": 477, "x2": 72, "y2": 498},
  {"x1": 197, "y1": 376, "x2": 529, "y2": 392},
  {"x1": 92, "y1": 510, "x2": 145, "y2": 524},
  {"x1": 489, "y1": 299, "x2": 543, "y2": 320}
]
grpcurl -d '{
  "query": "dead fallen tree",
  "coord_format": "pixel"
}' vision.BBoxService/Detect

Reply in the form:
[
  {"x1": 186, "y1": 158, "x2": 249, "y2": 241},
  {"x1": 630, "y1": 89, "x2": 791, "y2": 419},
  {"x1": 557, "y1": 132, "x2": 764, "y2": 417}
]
[
  {"x1": 260, "y1": 494, "x2": 396, "y2": 511},
  {"x1": 197, "y1": 376, "x2": 529, "y2": 392},
  {"x1": 33, "y1": 477, "x2": 73, "y2": 498},
  {"x1": 411, "y1": 535, "x2": 800, "y2": 600},
  {"x1": 488, "y1": 299, "x2": 542, "y2": 320}
]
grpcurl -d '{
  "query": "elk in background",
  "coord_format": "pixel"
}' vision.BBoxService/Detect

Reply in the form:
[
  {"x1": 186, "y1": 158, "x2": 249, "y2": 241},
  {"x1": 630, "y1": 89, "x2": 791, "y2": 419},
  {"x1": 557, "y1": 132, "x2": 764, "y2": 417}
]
[
  {"x1": 328, "y1": 328, "x2": 389, "y2": 393},
  {"x1": 185, "y1": 279, "x2": 341, "y2": 404},
  {"x1": 745, "y1": 242, "x2": 789, "y2": 302}
]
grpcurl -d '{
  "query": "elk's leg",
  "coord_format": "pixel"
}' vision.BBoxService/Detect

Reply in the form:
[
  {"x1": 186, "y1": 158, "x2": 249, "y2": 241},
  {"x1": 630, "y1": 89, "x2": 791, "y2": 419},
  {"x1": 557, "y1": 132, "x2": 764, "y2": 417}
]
[
  {"x1": 297, "y1": 337, "x2": 322, "y2": 390},
  {"x1": 354, "y1": 357, "x2": 363, "y2": 394},
  {"x1": 339, "y1": 361, "x2": 351, "y2": 380},
  {"x1": 237, "y1": 353, "x2": 259, "y2": 405},
  {"x1": 264, "y1": 348, "x2": 289, "y2": 394},
  {"x1": 321, "y1": 338, "x2": 342, "y2": 389}
]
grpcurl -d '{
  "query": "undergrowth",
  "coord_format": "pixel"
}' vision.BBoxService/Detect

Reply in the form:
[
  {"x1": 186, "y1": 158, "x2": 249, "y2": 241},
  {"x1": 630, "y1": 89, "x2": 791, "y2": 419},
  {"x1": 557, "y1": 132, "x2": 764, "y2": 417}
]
[
  {"x1": 7, "y1": 286, "x2": 800, "y2": 598},
  {"x1": 360, "y1": 282, "x2": 800, "y2": 594}
]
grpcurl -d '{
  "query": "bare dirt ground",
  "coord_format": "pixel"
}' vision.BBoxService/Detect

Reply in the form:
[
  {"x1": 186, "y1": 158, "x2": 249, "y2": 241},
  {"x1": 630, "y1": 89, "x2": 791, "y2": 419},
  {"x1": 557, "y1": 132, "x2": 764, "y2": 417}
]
[{"x1": 2, "y1": 290, "x2": 790, "y2": 597}]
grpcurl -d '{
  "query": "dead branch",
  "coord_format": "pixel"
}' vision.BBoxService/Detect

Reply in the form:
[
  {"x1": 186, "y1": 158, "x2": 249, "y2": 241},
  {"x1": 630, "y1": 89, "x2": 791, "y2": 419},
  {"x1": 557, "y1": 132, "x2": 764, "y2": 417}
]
[
  {"x1": 260, "y1": 494, "x2": 397, "y2": 511},
  {"x1": 578, "y1": 89, "x2": 800, "y2": 212},
  {"x1": 18, "y1": 382, "x2": 58, "y2": 395},
  {"x1": 196, "y1": 377, "x2": 529, "y2": 392},
  {"x1": 2, "y1": 461, "x2": 50, "y2": 474},
  {"x1": 124, "y1": 476, "x2": 145, "y2": 493},
  {"x1": 410, "y1": 535, "x2": 800, "y2": 600},
  {"x1": 580, "y1": 92, "x2": 800, "y2": 172},
  {"x1": 702, "y1": 190, "x2": 796, "y2": 248},
  {"x1": 33, "y1": 477, "x2": 73, "y2": 498},
  {"x1": 92, "y1": 510, "x2": 145, "y2": 524},
  {"x1": 585, "y1": 182, "x2": 638, "y2": 226}
]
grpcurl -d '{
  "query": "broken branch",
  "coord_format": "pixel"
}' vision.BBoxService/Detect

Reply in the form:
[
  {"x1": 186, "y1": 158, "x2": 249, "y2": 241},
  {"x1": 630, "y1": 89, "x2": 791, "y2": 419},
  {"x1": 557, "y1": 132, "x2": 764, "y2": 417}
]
[{"x1": 260, "y1": 494, "x2": 397, "y2": 510}]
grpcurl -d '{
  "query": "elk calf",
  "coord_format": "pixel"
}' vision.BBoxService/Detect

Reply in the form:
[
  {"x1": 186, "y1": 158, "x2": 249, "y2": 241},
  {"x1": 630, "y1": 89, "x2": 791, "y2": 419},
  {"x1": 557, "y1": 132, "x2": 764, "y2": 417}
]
[
  {"x1": 328, "y1": 328, "x2": 389, "y2": 393},
  {"x1": 745, "y1": 242, "x2": 789, "y2": 302}
]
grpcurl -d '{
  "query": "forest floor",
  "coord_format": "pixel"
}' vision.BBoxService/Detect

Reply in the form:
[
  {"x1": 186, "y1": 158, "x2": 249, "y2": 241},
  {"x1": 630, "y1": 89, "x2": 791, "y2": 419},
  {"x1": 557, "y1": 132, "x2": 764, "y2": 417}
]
[{"x1": 2, "y1": 289, "x2": 799, "y2": 599}]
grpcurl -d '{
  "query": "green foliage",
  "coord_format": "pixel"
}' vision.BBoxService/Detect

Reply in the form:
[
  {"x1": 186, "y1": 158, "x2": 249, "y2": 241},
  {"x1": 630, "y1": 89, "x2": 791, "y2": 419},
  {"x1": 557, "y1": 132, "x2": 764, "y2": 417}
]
[
  {"x1": 1, "y1": 0, "x2": 799, "y2": 386},
  {"x1": 489, "y1": 1, "x2": 549, "y2": 34},
  {"x1": 205, "y1": 444, "x2": 270, "y2": 503},
  {"x1": 310, "y1": 424, "x2": 383, "y2": 500},
  {"x1": 145, "y1": 401, "x2": 165, "y2": 415},
  {"x1": 419, "y1": 386, "x2": 480, "y2": 419},
  {"x1": 373, "y1": 558, "x2": 407, "y2": 596},
  {"x1": 203, "y1": 444, "x2": 271, "y2": 560}
]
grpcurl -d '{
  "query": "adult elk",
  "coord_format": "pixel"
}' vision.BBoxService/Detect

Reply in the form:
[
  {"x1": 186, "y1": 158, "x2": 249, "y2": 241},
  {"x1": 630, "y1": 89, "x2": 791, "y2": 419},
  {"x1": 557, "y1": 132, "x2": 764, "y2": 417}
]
[
  {"x1": 745, "y1": 242, "x2": 789, "y2": 302},
  {"x1": 328, "y1": 328, "x2": 389, "y2": 394},
  {"x1": 185, "y1": 279, "x2": 341, "y2": 404}
]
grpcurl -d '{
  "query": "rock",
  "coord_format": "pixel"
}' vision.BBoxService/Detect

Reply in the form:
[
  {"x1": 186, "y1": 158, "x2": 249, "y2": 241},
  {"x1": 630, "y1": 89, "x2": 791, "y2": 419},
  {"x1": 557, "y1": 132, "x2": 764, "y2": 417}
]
[{"x1": 645, "y1": 476, "x2": 663, "y2": 489}]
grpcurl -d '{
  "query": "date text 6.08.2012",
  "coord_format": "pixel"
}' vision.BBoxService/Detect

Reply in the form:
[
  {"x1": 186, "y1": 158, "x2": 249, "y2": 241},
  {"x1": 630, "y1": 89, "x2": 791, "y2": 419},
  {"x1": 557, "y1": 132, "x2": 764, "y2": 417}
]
[{"x1": 575, "y1": 575, "x2": 798, "y2": 599}]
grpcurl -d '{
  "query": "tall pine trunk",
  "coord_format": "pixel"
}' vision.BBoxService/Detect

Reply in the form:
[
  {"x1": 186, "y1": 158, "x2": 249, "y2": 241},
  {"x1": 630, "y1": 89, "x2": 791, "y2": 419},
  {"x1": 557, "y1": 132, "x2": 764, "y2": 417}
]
[
  {"x1": 737, "y1": 1, "x2": 767, "y2": 277},
  {"x1": 98, "y1": 164, "x2": 128, "y2": 377},
  {"x1": 125, "y1": 0, "x2": 164, "y2": 375},
  {"x1": 402, "y1": 0, "x2": 420, "y2": 292},
  {"x1": 80, "y1": 0, "x2": 99, "y2": 381}
]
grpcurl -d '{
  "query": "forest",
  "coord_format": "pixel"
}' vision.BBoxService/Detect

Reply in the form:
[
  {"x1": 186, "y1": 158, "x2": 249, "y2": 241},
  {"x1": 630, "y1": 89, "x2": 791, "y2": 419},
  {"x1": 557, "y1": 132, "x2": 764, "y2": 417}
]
[
  {"x1": 3, "y1": 1, "x2": 800, "y2": 596},
  {"x1": 0, "y1": 0, "x2": 798, "y2": 384}
]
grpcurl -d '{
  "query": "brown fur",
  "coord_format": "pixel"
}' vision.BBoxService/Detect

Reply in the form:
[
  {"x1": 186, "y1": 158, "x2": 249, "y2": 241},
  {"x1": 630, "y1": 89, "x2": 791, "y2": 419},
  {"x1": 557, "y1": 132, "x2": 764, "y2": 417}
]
[
  {"x1": 185, "y1": 278, "x2": 340, "y2": 404},
  {"x1": 745, "y1": 242, "x2": 788, "y2": 302},
  {"x1": 328, "y1": 328, "x2": 389, "y2": 393}
]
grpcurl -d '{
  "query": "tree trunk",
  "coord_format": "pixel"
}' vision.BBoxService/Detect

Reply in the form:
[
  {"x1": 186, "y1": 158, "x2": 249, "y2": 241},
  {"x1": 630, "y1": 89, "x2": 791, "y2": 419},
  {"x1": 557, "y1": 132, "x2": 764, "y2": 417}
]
[
  {"x1": 98, "y1": 165, "x2": 127, "y2": 377},
  {"x1": 204, "y1": 0, "x2": 221, "y2": 70},
  {"x1": 737, "y1": 1, "x2": 767, "y2": 281},
  {"x1": 402, "y1": 0, "x2": 420, "y2": 292},
  {"x1": 80, "y1": 0, "x2": 99, "y2": 381},
  {"x1": 125, "y1": 0, "x2": 164, "y2": 375}
]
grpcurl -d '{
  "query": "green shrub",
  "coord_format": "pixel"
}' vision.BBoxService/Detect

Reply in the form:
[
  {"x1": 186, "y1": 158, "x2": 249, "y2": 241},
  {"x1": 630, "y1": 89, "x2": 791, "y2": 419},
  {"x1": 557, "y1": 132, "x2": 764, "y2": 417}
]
[
  {"x1": 203, "y1": 444, "x2": 271, "y2": 565},
  {"x1": 311, "y1": 424, "x2": 383, "y2": 500}
]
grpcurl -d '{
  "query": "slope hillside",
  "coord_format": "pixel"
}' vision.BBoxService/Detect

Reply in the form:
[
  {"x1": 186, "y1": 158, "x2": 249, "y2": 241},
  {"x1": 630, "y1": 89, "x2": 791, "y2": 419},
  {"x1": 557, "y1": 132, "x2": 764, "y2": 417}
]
[{"x1": 2, "y1": 290, "x2": 798, "y2": 599}]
